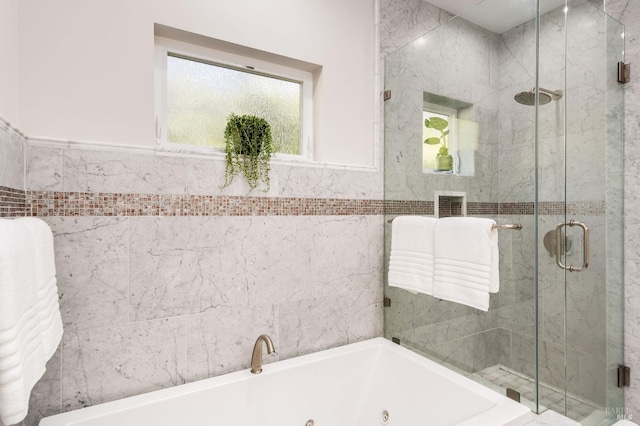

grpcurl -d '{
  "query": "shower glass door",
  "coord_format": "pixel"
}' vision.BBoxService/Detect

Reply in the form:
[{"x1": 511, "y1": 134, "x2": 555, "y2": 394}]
[
  {"x1": 382, "y1": 0, "x2": 625, "y2": 422},
  {"x1": 536, "y1": 1, "x2": 625, "y2": 421}
]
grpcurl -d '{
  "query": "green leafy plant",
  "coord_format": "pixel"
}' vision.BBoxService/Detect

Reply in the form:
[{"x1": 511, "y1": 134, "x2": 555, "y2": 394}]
[
  {"x1": 222, "y1": 113, "x2": 274, "y2": 191},
  {"x1": 423, "y1": 116, "x2": 450, "y2": 156}
]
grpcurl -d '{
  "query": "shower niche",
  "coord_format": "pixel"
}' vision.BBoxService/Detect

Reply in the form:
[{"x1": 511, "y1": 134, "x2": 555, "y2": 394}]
[{"x1": 421, "y1": 93, "x2": 477, "y2": 177}]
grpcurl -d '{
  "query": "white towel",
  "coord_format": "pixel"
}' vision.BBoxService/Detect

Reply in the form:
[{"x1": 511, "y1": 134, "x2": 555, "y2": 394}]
[
  {"x1": 0, "y1": 218, "x2": 62, "y2": 425},
  {"x1": 19, "y1": 218, "x2": 63, "y2": 359},
  {"x1": 388, "y1": 216, "x2": 436, "y2": 295},
  {"x1": 433, "y1": 217, "x2": 499, "y2": 311}
]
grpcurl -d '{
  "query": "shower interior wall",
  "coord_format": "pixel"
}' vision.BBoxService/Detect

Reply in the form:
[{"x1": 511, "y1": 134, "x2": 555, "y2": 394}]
[{"x1": 383, "y1": 0, "x2": 618, "y2": 410}]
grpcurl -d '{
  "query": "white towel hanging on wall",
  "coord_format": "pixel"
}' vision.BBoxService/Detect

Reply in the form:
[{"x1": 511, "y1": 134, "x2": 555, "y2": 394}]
[{"x1": 0, "y1": 218, "x2": 63, "y2": 425}]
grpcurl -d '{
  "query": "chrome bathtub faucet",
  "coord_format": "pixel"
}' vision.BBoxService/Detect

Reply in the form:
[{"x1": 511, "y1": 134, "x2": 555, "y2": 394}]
[{"x1": 250, "y1": 334, "x2": 276, "y2": 374}]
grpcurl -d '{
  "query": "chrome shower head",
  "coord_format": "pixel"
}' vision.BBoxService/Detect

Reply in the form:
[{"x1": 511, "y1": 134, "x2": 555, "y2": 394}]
[{"x1": 514, "y1": 87, "x2": 563, "y2": 106}]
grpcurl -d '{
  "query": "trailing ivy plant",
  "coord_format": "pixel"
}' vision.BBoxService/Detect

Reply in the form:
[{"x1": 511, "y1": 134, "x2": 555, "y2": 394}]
[{"x1": 221, "y1": 113, "x2": 274, "y2": 192}]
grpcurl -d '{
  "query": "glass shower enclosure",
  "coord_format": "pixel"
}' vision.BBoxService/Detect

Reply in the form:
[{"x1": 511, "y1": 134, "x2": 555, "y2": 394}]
[{"x1": 383, "y1": 0, "x2": 625, "y2": 422}]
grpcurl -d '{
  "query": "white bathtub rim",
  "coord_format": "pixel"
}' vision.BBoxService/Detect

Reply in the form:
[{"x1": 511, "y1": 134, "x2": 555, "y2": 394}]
[{"x1": 39, "y1": 337, "x2": 531, "y2": 425}]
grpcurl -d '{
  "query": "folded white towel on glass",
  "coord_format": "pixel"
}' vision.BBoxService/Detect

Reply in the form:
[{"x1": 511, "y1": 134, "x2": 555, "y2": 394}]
[
  {"x1": 388, "y1": 216, "x2": 437, "y2": 295},
  {"x1": 433, "y1": 217, "x2": 499, "y2": 311},
  {"x1": 0, "y1": 218, "x2": 62, "y2": 426}
]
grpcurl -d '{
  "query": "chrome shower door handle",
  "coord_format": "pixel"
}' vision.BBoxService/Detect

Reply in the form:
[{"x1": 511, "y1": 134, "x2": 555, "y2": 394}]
[{"x1": 555, "y1": 220, "x2": 590, "y2": 272}]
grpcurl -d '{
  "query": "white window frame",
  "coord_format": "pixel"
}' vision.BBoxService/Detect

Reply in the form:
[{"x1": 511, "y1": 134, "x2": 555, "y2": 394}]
[
  {"x1": 422, "y1": 101, "x2": 458, "y2": 173},
  {"x1": 154, "y1": 36, "x2": 314, "y2": 161}
]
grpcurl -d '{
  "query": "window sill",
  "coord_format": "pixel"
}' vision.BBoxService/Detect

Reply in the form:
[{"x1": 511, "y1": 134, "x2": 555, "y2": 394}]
[
  {"x1": 156, "y1": 142, "x2": 377, "y2": 172},
  {"x1": 422, "y1": 168, "x2": 455, "y2": 175}
]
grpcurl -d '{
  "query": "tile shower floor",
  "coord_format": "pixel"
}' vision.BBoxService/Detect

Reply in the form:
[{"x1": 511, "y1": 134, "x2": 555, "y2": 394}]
[{"x1": 474, "y1": 364, "x2": 600, "y2": 423}]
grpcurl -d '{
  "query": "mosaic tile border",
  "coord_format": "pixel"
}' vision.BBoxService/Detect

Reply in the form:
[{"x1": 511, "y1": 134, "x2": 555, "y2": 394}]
[
  {"x1": 0, "y1": 186, "x2": 28, "y2": 217},
  {"x1": 0, "y1": 188, "x2": 607, "y2": 218},
  {"x1": 27, "y1": 191, "x2": 385, "y2": 217},
  {"x1": 385, "y1": 200, "x2": 605, "y2": 217}
]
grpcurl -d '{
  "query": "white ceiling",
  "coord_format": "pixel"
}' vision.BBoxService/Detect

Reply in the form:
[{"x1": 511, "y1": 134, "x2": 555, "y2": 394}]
[{"x1": 426, "y1": 0, "x2": 566, "y2": 34}]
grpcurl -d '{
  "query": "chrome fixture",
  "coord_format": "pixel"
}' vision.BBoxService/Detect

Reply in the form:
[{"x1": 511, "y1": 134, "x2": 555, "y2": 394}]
[
  {"x1": 543, "y1": 229, "x2": 572, "y2": 257},
  {"x1": 492, "y1": 223, "x2": 522, "y2": 230},
  {"x1": 618, "y1": 62, "x2": 631, "y2": 84},
  {"x1": 250, "y1": 334, "x2": 276, "y2": 374},
  {"x1": 514, "y1": 87, "x2": 563, "y2": 105},
  {"x1": 555, "y1": 220, "x2": 590, "y2": 272}
]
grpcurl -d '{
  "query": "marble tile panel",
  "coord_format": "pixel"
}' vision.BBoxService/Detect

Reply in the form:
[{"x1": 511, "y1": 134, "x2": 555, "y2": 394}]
[
  {"x1": 565, "y1": 131, "x2": 607, "y2": 202},
  {"x1": 23, "y1": 345, "x2": 62, "y2": 426},
  {"x1": 273, "y1": 165, "x2": 383, "y2": 200},
  {"x1": 278, "y1": 294, "x2": 349, "y2": 360},
  {"x1": 623, "y1": 172, "x2": 640, "y2": 260},
  {"x1": 606, "y1": 0, "x2": 640, "y2": 24},
  {"x1": 537, "y1": 136, "x2": 565, "y2": 202},
  {"x1": 240, "y1": 216, "x2": 314, "y2": 306},
  {"x1": 541, "y1": 342, "x2": 581, "y2": 397},
  {"x1": 61, "y1": 317, "x2": 186, "y2": 412},
  {"x1": 383, "y1": 83, "x2": 422, "y2": 135},
  {"x1": 129, "y1": 216, "x2": 249, "y2": 321},
  {"x1": 422, "y1": 333, "x2": 476, "y2": 373},
  {"x1": 606, "y1": 342, "x2": 625, "y2": 410},
  {"x1": 26, "y1": 145, "x2": 63, "y2": 191},
  {"x1": 379, "y1": 0, "x2": 453, "y2": 57},
  {"x1": 348, "y1": 288, "x2": 383, "y2": 344},
  {"x1": 310, "y1": 215, "x2": 383, "y2": 298},
  {"x1": 505, "y1": 332, "x2": 536, "y2": 380},
  {"x1": 577, "y1": 352, "x2": 606, "y2": 405},
  {"x1": 606, "y1": 342, "x2": 625, "y2": 407},
  {"x1": 497, "y1": 328, "x2": 512, "y2": 367},
  {"x1": 63, "y1": 149, "x2": 188, "y2": 195},
  {"x1": 383, "y1": 285, "x2": 449, "y2": 344},
  {"x1": 606, "y1": 172, "x2": 624, "y2": 259},
  {"x1": 496, "y1": 298, "x2": 536, "y2": 338},
  {"x1": 496, "y1": 142, "x2": 535, "y2": 202},
  {"x1": 607, "y1": 256, "x2": 625, "y2": 347},
  {"x1": 511, "y1": 332, "x2": 582, "y2": 397},
  {"x1": 185, "y1": 304, "x2": 278, "y2": 381},
  {"x1": 389, "y1": 296, "x2": 494, "y2": 351},
  {"x1": 471, "y1": 328, "x2": 505, "y2": 372},
  {"x1": 0, "y1": 127, "x2": 25, "y2": 190},
  {"x1": 624, "y1": 258, "x2": 640, "y2": 351},
  {"x1": 498, "y1": 21, "x2": 537, "y2": 91},
  {"x1": 423, "y1": 329, "x2": 503, "y2": 374},
  {"x1": 44, "y1": 217, "x2": 129, "y2": 330},
  {"x1": 625, "y1": 345, "x2": 640, "y2": 421},
  {"x1": 185, "y1": 156, "x2": 383, "y2": 200}
]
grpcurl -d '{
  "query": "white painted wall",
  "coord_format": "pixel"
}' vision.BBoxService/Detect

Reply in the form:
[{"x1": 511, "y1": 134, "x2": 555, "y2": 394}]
[
  {"x1": 17, "y1": 0, "x2": 377, "y2": 166},
  {"x1": 0, "y1": 0, "x2": 19, "y2": 126}
]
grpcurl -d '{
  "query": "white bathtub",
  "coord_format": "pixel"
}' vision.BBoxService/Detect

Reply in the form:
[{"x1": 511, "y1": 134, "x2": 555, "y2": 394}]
[{"x1": 40, "y1": 337, "x2": 531, "y2": 426}]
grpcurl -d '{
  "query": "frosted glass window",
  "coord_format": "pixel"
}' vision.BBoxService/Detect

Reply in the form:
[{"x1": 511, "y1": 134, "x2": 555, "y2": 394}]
[{"x1": 167, "y1": 54, "x2": 302, "y2": 155}]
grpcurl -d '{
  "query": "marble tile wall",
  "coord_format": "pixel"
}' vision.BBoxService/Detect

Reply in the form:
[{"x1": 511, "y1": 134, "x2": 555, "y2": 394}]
[
  {"x1": 26, "y1": 144, "x2": 383, "y2": 200},
  {"x1": 0, "y1": 121, "x2": 25, "y2": 191},
  {"x1": 20, "y1": 143, "x2": 384, "y2": 425},
  {"x1": 384, "y1": 12, "x2": 501, "y2": 204},
  {"x1": 379, "y1": 0, "x2": 454, "y2": 57},
  {"x1": 605, "y1": 0, "x2": 640, "y2": 418}
]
